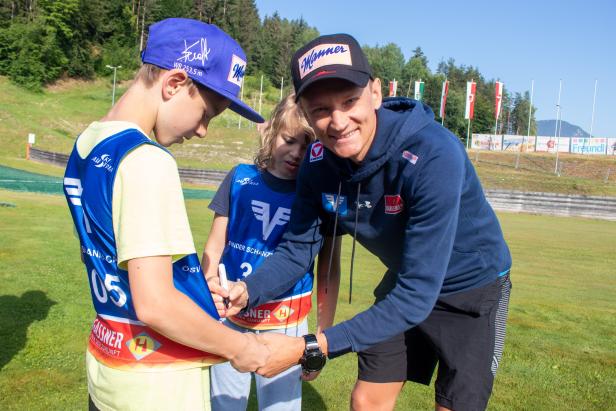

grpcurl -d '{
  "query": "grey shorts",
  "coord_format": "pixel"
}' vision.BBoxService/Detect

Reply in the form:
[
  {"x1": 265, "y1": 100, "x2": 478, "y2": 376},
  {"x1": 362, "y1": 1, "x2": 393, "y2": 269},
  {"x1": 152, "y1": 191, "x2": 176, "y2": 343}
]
[{"x1": 358, "y1": 273, "x2": 512, "y2": 411}]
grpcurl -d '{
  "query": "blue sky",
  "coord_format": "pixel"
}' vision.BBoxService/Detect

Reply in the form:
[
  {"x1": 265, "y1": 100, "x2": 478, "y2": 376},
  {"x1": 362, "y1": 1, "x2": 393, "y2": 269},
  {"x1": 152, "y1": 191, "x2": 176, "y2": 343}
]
[{"x1": 255, "y1": 0, "x2": 616, "y2": 137}]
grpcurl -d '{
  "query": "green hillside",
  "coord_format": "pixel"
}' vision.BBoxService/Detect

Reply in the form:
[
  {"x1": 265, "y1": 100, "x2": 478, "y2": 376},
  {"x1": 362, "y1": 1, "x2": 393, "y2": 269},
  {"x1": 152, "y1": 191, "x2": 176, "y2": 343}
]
[{"x1": 1, "y1": 76, "x2": 615, "y2": 196}]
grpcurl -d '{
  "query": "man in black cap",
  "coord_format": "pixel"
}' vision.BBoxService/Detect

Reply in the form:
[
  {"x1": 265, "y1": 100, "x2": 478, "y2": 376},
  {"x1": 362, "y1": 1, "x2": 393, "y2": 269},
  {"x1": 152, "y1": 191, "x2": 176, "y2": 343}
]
[{"x1": 214, "y1": 33, "x2": 512, "y2": 411}]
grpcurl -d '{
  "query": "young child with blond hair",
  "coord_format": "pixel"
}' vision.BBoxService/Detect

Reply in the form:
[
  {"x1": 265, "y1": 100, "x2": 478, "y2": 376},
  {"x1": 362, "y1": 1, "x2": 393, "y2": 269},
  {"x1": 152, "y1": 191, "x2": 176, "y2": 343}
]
[{"x1": 203, "y1": 94, "x2": 341, "y2": 411}]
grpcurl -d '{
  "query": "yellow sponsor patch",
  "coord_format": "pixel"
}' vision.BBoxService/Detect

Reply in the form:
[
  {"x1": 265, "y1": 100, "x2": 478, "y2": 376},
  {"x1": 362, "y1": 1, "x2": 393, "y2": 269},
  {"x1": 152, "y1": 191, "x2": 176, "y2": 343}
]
[
  {"x1": 273, "y1": 305, "x2": 294, "y2": 321},
  {"x1": 126, "y1": 333, "x2": 162, "y2": 361}
]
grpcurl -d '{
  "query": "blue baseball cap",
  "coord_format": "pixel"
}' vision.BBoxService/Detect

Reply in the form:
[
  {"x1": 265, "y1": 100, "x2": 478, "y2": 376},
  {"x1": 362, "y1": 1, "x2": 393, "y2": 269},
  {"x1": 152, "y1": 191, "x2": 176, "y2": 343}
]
[{"x1": 142, "y1": 18, "x2": 264, "y2": 123}]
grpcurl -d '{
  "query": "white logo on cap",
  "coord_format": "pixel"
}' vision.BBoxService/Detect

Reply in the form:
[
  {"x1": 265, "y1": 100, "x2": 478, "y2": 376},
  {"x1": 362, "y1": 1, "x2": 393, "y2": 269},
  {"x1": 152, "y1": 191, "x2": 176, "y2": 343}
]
[
  {"x1": 178, "y1": 38, "x2": 211, "y2": 66},
  {"x1": 228, "y1": 54, "x2": 246, "y2": 87},
  {"x1": 298, "y1": 43, "x2": 352, "y2": 79}
]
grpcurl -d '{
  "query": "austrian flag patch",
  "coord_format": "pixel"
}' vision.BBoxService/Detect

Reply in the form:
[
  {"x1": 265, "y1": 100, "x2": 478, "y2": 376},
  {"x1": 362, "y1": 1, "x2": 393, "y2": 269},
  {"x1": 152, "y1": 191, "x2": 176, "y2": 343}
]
[
  {"x1": 384, "y1": 195, "x2": 404, "y2": 214},
  {"x1": 402, "y1": 150, "x2": 419, "y2": 165},
  {"x1": 309, "y1": 142, "x2": 324, "y2": 162}
]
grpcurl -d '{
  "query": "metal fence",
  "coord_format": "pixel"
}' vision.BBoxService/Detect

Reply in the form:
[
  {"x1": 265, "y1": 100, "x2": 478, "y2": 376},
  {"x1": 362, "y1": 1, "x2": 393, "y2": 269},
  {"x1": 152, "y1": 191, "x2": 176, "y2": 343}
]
[{"x1": 30, "y1": 147, "x2": 227, "y2": 185}]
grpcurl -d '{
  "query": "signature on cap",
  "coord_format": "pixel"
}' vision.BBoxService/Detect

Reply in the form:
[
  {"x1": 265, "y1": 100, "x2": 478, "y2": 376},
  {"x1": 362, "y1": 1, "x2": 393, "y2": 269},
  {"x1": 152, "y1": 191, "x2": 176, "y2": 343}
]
[{"x1": 178, "y1": 38, "x2": 211, "y2": 66}]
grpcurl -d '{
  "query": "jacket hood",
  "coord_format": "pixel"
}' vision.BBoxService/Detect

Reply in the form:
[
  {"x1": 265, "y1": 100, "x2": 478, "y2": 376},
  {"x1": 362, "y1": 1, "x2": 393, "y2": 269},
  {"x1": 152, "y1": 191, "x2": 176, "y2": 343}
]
[{"x1": 347, "y1": 97, "x2": 434, "y2": 182}]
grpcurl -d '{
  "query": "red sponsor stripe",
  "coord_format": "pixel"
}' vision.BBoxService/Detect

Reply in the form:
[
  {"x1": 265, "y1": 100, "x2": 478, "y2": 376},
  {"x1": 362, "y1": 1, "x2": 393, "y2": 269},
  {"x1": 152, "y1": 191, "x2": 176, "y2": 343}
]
[
  {"x1": 229, "y1": 294, "x2": 312, "y2": 330},
  {"x1": 88, "y1": 316, "x2": 222, "y2": 370}
]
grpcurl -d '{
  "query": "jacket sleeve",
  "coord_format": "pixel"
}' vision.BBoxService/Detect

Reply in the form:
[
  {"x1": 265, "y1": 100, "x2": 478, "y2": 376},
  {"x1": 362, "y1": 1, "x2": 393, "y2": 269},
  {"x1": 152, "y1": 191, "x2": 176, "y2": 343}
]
[
  {"x1": 243, "y1": 163, "x2": 324, "y2": 307},
  {"x1": 323, "y1": 142, "x2": 465, "y2": 358}
]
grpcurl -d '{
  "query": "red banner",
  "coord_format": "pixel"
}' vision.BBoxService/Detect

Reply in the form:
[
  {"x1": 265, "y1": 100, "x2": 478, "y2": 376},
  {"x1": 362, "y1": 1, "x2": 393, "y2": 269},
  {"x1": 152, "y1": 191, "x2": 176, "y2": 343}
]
[
  {"x1": 495, "y1": 81, "x2": 504, "y2": 120},
  {"x1": 465, "y1": 81, "x2": 476, "y2": 120},
  {"x1": 439, "y1": 80, "x2": 449, "y2": 119}
]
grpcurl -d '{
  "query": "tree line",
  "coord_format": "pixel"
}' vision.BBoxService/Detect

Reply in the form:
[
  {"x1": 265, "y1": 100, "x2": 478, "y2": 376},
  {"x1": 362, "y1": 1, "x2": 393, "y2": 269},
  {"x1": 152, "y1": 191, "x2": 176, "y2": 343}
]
[{"x1": 0, "y1": 0, "x2": 535, "y2": 139}]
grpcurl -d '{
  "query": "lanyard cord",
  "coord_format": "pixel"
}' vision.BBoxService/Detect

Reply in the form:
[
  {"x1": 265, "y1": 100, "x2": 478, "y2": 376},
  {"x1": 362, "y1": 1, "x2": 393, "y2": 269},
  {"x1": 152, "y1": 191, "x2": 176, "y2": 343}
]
[
  {"x1": 325, "y1": 181, "x2": 343, "y2": 294},
  {"x1": 349, "y1": 182, "x2": 361, "y2": 304}
]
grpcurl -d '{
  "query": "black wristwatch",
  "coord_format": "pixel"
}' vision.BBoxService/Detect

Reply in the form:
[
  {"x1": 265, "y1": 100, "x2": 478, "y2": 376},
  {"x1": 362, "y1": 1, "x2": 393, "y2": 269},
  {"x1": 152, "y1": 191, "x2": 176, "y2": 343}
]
[{"x1": 300, "y1": 334, "x2": 326, "y2": 373}]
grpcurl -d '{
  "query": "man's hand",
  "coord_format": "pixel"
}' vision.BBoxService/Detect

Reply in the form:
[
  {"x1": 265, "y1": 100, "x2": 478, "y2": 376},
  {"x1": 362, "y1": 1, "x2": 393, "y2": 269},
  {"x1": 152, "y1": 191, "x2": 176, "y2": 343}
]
[
  {"x1": 229, "y1": 333, "x2": 270, "y2": 373},
  {"x1": 254, "y1": 333, "x2": 305, "y2": 378}
]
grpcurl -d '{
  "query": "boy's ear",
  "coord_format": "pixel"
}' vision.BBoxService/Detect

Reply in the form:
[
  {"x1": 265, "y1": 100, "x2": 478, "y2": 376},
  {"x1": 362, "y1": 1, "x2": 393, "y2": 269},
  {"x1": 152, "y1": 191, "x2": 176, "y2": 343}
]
[{"x1": 162, "y1": 69, "x2": 190, "y2": 99}]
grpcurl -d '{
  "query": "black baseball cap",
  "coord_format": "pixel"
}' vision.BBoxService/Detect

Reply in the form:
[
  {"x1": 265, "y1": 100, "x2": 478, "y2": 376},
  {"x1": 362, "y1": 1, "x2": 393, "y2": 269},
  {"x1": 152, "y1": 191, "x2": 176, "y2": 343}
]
[{"x1": 291, "y1": 33, "x2": 373, "y2": 100}]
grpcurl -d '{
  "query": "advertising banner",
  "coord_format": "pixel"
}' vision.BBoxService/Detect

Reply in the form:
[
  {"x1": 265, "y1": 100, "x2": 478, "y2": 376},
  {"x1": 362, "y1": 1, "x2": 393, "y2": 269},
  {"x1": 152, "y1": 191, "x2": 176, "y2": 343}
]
[
  {"x1": 535, "y1": 136, "x2": 570, "y2": 153},
  {"x1": 570, "y1": 138, "x2": 608, "y2": 155},
  {"x1": 607, "y1": 138, "x2": 616, "y2": 155},
  {"x1": 502, "y1": 135, "x2": 524, "y2": 151},
  {"x1": 471, "y1": 134, "x2": 503, "y2": 151}
]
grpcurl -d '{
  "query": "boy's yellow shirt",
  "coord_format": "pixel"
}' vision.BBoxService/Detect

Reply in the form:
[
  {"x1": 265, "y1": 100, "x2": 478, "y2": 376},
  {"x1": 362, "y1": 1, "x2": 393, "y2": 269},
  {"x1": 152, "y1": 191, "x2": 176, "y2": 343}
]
[{"x1": 76, "y1": 121, "x2": 195, "y2": 267}]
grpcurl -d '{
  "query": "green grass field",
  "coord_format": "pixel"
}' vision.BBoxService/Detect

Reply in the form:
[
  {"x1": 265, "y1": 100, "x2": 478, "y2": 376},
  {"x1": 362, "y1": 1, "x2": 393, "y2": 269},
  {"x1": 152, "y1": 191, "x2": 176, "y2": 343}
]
[{"x1": 0, "y1": 189, "x2": 614, "y2": 410}]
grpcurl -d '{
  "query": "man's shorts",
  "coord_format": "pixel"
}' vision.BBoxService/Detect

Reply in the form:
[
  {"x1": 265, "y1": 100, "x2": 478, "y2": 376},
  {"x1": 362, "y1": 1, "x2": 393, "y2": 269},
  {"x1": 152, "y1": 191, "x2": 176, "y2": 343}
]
[{"x1": 358, "y1": 273, "x2": 511, "y2": 411}]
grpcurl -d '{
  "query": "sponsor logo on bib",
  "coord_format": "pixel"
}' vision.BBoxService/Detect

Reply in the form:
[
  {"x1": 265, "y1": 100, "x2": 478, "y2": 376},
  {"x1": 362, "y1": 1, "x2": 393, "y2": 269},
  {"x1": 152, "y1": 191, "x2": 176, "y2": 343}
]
[
  {"x1": 126, "y1": 333, "x2": 162, "y2": 361},
  {"x1": 322, "y1": 193, "x2": 347, "y2": 215}
]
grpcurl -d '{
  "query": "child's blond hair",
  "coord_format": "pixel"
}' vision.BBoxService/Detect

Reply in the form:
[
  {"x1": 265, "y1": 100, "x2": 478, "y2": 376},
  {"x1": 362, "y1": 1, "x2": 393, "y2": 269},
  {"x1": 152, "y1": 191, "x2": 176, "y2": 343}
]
[{"x1": 254, "y1": 94, "x2": 316, "y2": 170}]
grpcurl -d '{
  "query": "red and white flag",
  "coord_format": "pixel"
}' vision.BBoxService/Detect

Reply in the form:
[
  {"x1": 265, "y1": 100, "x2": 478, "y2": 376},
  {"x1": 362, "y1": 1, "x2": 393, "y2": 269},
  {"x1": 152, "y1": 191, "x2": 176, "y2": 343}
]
[
  {"x1": 388, "y1": 79, "x2": 398, "y2": 97},
  {"x1": 465, "y1": 81, "x2": 476, "y2": 120},
  {"x1": 439, "y1": 80, "x2": 449, "y2": 119},
  {"x1": 495, "y1": 81, "x2": 504, "y2": 121}
]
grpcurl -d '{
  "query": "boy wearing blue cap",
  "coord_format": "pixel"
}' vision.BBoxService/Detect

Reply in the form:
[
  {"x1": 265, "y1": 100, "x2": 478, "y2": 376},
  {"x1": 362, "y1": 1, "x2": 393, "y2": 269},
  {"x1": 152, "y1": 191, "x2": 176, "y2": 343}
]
[{"x1": 63, "y1": 18, "x2": 266, "y2": 411}]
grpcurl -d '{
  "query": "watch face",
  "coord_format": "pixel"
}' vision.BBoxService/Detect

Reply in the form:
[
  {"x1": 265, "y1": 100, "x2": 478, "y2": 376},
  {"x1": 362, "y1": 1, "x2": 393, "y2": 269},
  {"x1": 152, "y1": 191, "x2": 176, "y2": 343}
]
[{"x1": 304, "y1": 353, "x2": 326, "y2": 372}]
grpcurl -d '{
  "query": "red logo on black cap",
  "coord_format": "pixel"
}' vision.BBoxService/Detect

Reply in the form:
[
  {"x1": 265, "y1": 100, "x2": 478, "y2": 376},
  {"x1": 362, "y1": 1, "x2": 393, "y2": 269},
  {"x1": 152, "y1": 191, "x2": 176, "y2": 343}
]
[{"x1": 315, "y1": 70, "x2": 336, "y2": 77}]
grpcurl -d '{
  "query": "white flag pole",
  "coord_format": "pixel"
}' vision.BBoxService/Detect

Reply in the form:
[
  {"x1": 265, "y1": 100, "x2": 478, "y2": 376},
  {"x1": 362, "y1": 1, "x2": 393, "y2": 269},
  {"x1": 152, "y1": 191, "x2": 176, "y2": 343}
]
[
  {"x1": 467, "y1": 119, "x2": 471, "y2": 150},
  {"x1": 581, "y1": 79, "x2": 598, "y2": 154},
  {"x1": 238, "y1": 81, "x2": 244, "y2": 129},
  {"x1": 441, "y1": 78, "x2": 446, "y2": 126},
  {"x1": 589, "y1": 78, "x2": 598, "y2": 138},
  {"x1": 516, "y1": 79, "x2": 534, "y2": 169},
  {"x1": 554, "y1": 79, "x2": 562, "y2": 175},
  {"x1": 494, "y1": 82, "x2": 500, "y2": 136},
  {"x1": 280, "y1": 77, "x2": 284, "y2": 101}
]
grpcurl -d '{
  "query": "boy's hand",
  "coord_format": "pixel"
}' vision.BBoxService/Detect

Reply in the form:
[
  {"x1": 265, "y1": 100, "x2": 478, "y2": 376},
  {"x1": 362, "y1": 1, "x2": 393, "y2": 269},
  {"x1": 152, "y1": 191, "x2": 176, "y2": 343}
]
[
  {"x1": 229, "y1": 333, "x2": 270, "y2": 373},
  {"x1": 206, "y1": 276, "x2": 229, "y2": 317},
  {"x1": 224, "y1": 281, "x2": 249, "y2": 317},
  {"x1": 254, "y1": 333, "x2": 305, "y2": 378},
  {"x1": 301, "y1": 370, "x2": 322, "y2": 381}
]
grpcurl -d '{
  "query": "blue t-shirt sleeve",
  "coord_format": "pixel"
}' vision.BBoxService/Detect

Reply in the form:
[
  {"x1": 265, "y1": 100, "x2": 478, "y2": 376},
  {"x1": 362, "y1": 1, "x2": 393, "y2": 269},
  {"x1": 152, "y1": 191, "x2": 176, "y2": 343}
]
[{"x1": 208, "y1": 166, "x2": 236, "y2": 216}]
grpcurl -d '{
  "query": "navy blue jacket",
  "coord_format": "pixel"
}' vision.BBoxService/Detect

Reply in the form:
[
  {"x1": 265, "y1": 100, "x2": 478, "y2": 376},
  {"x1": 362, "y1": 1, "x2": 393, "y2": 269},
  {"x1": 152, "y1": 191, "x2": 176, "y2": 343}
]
[{"x1": 243, "y1": 97, "x2": 511, "y2": 358}]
